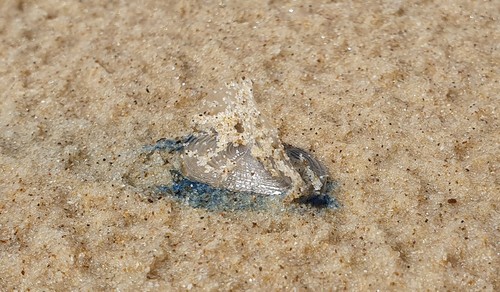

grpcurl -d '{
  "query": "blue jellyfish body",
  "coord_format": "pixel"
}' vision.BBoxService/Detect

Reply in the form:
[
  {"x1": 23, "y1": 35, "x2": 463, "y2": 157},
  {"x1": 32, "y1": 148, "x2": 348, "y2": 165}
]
[{"x1": 146, "y1": 135, "x2": 340, "y2": 211}]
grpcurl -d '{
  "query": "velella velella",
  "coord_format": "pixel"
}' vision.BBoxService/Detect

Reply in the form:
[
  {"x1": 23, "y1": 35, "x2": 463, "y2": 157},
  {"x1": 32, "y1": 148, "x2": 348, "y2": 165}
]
[{"x1": 145, "y1": 79, "x2": 339, "y2": 211}]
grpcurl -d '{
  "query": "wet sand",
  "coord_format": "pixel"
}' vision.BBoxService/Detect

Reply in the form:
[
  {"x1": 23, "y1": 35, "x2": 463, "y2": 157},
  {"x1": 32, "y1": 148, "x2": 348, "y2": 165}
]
[{"x1": 1, "y1": 0, "x2": 498, "y2": 290}]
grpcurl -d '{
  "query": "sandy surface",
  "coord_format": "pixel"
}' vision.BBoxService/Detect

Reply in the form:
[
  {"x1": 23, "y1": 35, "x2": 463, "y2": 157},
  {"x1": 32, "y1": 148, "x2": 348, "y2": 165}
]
[{"x1": 1, "y1": 0, "x2": 499, "y2": 290}]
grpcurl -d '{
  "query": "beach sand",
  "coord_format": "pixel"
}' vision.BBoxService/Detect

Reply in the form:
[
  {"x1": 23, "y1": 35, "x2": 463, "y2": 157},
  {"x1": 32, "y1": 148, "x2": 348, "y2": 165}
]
[{"x1": 0, "y1": 0, "x2": 498, "y2": 290}]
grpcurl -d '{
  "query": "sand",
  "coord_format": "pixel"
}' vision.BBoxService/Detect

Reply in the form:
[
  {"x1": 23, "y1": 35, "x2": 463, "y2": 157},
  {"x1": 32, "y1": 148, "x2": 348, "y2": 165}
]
[{"x1": 0, "y1": 0, "x2": 498, "y2": 290}]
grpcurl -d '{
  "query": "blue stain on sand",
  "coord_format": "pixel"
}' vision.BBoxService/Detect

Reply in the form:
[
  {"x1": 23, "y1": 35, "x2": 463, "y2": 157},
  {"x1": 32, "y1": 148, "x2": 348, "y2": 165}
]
[{"x1": 145, "y1": 137, "x2": 340, "y2": 212}]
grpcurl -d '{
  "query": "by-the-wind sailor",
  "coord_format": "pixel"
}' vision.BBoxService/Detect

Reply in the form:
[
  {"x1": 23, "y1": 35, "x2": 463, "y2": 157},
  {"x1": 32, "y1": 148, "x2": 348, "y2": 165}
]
[{"x1": 147, "y1": 80, "x2": 339, "y2": 210}]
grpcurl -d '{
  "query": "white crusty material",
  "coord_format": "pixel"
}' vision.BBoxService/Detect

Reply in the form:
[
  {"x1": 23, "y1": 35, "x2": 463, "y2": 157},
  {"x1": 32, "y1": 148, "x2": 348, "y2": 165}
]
[{"x1": 186, "y1": 79, "x2": 305, "y2": 197}]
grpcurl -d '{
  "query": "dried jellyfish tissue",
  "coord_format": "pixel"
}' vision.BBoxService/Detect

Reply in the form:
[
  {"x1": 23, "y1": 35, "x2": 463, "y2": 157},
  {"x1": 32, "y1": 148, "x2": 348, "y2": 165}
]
[{"x1": 145, "y1": 80, "x2": 339, "y2": 211}]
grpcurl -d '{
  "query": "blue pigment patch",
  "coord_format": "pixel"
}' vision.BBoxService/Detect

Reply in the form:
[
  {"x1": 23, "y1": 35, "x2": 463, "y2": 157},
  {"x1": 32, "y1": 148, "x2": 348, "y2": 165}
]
[
  {"x1": 142, "y1": 135, "x2": 194, "y2": 152},
  {"x1": 156, "y1": 170, "x2": 279, "y2": 211},
  {"x1": 292, "y1": 180, "x2": 340, "y2": 209}
]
